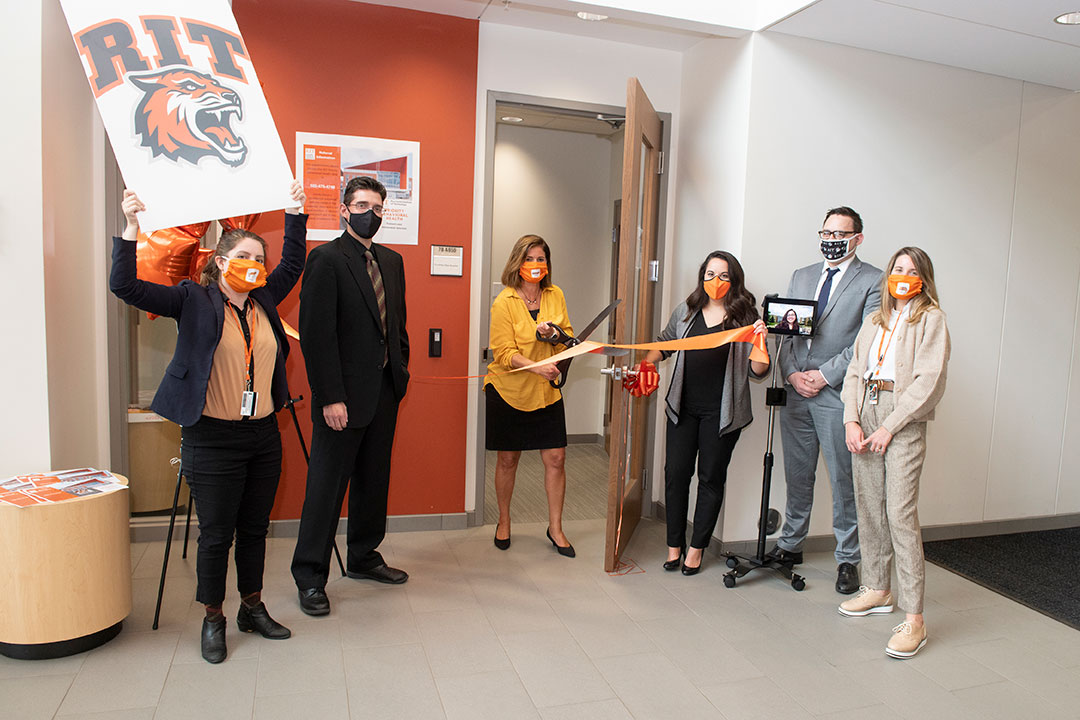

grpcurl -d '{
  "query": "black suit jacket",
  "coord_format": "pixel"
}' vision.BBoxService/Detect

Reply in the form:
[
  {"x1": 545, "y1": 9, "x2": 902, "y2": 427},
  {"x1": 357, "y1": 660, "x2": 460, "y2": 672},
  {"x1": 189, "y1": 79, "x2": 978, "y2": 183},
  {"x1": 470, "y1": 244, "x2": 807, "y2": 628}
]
[
  {"x1": 109, "y1": 213, "x2": 308, "y2": 426},
  {"x1": 299, "y1": 231, "x2": 409, "y2": 428}
]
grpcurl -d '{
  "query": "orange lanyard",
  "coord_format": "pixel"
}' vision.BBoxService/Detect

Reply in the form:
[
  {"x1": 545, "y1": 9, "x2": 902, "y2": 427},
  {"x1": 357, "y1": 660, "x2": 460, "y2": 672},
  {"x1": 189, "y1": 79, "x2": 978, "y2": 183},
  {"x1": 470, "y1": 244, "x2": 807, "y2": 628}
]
[
  {"x1": 871, "y1": 315, "x2": 900, "y2": 379},
  {"x1": 228, "y1": 302, "x2": 258, "y2": 391}
]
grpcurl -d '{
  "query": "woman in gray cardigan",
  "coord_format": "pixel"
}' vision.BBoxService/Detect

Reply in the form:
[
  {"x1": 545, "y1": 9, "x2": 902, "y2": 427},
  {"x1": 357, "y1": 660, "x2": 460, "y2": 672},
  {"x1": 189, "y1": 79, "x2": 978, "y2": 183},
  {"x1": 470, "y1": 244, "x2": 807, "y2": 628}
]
[{"x1": 633, "y1": 251, "x2": 768, "y2": 575}]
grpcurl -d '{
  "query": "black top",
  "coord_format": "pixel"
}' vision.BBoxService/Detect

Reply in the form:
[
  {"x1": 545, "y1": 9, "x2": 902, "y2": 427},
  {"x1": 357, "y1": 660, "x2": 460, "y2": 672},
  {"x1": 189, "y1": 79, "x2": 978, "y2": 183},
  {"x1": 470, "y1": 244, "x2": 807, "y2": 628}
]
[
  {"x1": 682, "y1": 312, "x2": 730, "y2": 415},
  {"x1": 529, "y1": 308, "x2": 539, "y2": 321}
]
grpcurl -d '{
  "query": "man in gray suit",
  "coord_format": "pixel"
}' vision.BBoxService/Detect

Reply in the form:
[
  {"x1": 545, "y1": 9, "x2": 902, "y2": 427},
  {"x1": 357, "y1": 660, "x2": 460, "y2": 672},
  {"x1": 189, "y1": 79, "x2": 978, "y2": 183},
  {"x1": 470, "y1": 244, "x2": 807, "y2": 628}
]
[{"x1": 769, "y1": 206, "x2": 882, "y2": 594}]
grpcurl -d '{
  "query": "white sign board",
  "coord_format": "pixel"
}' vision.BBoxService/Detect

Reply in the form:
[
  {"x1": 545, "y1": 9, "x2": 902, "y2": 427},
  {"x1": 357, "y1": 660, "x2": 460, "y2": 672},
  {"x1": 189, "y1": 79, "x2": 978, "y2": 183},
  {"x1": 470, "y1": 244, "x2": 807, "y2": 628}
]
[
  {"x1": 296, "y1": 131, "x2": 420, "y2": 245},
  {"x1": 58, "y1": 0, "x2": 294, "y2": 232}
]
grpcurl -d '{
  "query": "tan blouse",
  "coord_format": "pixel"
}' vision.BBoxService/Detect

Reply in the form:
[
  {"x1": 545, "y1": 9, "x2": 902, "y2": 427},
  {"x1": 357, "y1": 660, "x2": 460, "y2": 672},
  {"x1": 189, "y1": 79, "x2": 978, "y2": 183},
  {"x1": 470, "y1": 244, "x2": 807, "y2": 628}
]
[{"x1": 203, "y1": 300, "x2": 277, "y2": 420}]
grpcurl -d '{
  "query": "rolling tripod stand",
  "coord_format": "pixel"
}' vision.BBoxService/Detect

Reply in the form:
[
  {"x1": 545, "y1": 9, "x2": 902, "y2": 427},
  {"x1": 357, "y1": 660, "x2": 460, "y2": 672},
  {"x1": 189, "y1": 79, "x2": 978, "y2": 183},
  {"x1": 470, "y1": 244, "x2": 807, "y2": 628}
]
[{"x1": 722, "y1": 335, "x2": 806, "y2": 591}]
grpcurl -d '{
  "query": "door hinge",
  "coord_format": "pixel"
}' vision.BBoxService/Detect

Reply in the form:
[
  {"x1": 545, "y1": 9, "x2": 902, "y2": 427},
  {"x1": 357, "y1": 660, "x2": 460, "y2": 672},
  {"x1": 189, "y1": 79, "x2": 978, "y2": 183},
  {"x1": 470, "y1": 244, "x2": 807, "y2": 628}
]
[
  {"x1": 657, "y1": 151, "x2": 665, "y2": 175},
  {"x1": 649, "y1": 260, "x2": 659, "y2": 282}
]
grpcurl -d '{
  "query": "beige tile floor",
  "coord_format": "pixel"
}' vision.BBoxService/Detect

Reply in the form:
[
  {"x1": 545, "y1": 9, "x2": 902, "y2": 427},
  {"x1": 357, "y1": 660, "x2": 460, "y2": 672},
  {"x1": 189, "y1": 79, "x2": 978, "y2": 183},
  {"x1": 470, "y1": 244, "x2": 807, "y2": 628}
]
[{"x1": 3, "y1": 518, "x2": 1079, "y2": 719}]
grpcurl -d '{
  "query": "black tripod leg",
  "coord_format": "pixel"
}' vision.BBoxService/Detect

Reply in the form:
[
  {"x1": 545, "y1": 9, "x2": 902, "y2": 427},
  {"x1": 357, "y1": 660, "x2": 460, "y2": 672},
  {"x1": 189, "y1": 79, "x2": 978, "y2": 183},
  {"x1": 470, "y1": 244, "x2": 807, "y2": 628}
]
[
  {"x1": 288, "y1": 398, "x2": 346, "y2": 578},
  {"x1": 153, "y1": 463, "x2": 184, "y2": 630},
  {"x1": 181, "y1": 496, "x2": 193, "y2": 559}
]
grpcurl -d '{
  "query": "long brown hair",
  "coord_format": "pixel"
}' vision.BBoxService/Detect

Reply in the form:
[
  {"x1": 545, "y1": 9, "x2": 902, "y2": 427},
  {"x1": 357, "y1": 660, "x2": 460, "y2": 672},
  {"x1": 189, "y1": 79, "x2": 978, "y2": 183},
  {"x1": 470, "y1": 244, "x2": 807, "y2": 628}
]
[
  {"x1": 684, "y1": 251, "x2": 758, "y2": 328},
  {"x1": 200, "y1": 228, "x2": 268, "y2": 286},
  {"x1": 871, "y1": 246, "x2": 941, "y2": 327},
  {"x1": 500, "y1": 234, "x2": 552, "y2": 290}
]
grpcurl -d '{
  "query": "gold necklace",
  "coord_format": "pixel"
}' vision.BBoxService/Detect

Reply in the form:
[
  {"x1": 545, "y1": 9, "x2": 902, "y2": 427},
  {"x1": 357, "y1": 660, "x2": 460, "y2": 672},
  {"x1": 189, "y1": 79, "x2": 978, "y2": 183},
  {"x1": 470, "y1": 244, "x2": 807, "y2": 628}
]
[{"x1": 521, "y1": 288, "x2": 540, "y2": 306}]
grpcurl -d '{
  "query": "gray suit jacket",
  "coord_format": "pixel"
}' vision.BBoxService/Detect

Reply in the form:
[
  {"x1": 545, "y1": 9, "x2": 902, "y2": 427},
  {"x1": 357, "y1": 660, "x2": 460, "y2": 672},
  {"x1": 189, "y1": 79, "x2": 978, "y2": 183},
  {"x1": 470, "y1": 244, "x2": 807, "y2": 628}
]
[{"x1": 779, "y1": 257, "x2": 883, "y2": 393}]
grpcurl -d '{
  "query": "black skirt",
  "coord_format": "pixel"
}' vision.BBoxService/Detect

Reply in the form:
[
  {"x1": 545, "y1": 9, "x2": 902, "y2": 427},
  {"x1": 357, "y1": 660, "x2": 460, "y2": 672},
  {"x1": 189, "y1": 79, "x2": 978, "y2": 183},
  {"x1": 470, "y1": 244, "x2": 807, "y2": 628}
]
[{"x1": 485, "y1": 385, "x2": 567, "y2": 451}]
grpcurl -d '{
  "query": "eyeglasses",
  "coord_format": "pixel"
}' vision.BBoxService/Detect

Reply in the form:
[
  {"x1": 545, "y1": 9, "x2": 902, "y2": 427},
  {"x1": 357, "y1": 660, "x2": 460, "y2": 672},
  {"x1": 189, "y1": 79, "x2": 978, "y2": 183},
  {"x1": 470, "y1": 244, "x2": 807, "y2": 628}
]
[
  {"x1": 704, "y1": 271, "x2": 731, "y2": 281},
  {"x1": 818, "y1": 230, "x2": 857, "y2": 240},
  {"x1": 347, "y1": 201, "x2": 384, "y2": 217}
]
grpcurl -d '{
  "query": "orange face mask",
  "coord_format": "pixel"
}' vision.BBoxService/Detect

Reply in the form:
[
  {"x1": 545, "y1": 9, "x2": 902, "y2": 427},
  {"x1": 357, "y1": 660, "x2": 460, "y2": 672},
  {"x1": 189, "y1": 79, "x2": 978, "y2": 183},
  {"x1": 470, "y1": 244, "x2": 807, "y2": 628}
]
[
  {"x1": 220, "y1": 257, "x2": 267, "y2": 293},
  {"x1": 519, "y1": 261, "x2": 548, "y2": 283},
  {"x1": 703, "y1": 277, "x2": 730, "y2": 300},
  {"x1": 888, "y1": 274, "x2": 922, "y2": 300}
]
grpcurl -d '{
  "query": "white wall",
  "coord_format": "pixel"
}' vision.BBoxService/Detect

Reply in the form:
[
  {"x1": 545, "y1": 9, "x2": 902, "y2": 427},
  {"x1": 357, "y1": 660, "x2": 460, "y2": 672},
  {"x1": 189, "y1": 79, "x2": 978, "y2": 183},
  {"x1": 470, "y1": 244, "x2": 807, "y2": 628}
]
[
  {"x1": 467, "y1": 22, "x2": 684, "y2": 511},
  {"x1": 41, "y1": 0, "x2": 111, "y2": 470},
  {"x1": 490, "y1": 124, "x2": 615, "y2": 436},
  {"x1": 672, "y1": 31, "x2": 1080, "y2": 544},
  {"x1": 1, "y1": 0, "x2": 53, "y2": 475}
]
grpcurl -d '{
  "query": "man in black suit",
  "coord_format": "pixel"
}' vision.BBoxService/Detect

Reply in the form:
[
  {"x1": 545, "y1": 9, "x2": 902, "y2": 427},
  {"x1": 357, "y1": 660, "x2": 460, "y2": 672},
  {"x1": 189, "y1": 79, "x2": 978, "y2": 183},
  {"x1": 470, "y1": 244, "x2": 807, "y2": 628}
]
[{"x1": 291, "y1": 176, "x2": 410, "y2": 616}]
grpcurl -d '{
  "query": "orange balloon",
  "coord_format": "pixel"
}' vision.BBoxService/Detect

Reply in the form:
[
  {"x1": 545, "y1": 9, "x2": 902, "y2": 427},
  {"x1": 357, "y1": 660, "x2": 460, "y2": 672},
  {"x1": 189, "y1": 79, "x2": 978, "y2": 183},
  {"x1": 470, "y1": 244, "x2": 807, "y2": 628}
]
[{"x1": 220, "y1": 214, "x2": 261, "y2": 231}]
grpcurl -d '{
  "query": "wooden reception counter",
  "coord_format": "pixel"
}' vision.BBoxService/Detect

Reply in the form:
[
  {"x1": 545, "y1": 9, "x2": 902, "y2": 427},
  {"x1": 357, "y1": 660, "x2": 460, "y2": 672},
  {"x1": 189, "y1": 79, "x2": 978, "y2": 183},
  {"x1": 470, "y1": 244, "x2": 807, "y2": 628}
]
[{"x1": 0, "y1": 476, "x2": 132, "y2": 659}]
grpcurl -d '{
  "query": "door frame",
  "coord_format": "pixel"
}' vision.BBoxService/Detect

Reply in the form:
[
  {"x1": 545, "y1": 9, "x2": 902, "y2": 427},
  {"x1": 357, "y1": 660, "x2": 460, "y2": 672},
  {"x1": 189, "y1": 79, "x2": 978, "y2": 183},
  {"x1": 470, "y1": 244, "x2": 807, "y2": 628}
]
[{"x1": 472, "y1": 89, "x2": 672, "y2": 529}]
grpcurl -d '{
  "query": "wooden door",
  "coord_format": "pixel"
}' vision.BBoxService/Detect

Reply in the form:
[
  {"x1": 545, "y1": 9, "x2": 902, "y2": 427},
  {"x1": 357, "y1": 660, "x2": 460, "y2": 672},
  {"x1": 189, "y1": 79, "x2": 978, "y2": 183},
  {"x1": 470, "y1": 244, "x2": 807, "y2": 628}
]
[{"x1": 603, "y1": 78, "x2": 663, "y2": 572}]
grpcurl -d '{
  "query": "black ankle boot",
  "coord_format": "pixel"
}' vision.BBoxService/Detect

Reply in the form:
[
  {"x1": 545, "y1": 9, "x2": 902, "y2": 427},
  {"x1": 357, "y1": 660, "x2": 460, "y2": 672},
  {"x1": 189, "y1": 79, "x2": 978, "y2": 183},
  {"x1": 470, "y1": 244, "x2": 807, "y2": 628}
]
[
  {"x1": 237, "y1": 602, "x2": 291, "y2": 639},
  {"x1": 201, "y1": 616, "x2": 227, "y2": 663}
]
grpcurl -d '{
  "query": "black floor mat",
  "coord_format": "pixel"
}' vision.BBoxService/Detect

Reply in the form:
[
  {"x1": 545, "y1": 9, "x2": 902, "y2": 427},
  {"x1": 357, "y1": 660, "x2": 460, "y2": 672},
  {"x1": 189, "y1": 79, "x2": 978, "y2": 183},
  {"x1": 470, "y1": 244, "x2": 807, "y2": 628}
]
[{"x1": 923, "y1": 527, "x2": 1080, "y2": 630}]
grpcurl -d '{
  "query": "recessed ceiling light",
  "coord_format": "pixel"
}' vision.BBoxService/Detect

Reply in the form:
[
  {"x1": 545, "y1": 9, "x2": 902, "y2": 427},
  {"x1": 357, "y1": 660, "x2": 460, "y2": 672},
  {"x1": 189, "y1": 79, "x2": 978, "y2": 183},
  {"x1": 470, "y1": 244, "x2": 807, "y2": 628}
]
[
  {"x1": 1054, "y1": 11, "x2": 1080, "y2": 24},
  {"x1": 501, "y1": 116, "x2": 524, "y2": 123},
  {"x1": 576, "y1": 12, "x2": 608, "y2": 21}
]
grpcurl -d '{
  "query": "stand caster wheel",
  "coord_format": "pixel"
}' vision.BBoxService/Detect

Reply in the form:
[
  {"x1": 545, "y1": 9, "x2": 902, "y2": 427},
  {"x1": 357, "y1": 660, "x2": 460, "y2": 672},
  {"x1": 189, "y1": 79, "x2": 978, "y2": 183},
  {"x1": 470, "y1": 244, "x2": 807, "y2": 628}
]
[
  {"x1": 791, "y1": 575, "x2": 805, "y2": 591},
  {"x1": 725, "y1": 556, "x2": 738, "y2": 569},
  {"x1": 723, "y1": 574, "x2": 736, "y2": 588}
]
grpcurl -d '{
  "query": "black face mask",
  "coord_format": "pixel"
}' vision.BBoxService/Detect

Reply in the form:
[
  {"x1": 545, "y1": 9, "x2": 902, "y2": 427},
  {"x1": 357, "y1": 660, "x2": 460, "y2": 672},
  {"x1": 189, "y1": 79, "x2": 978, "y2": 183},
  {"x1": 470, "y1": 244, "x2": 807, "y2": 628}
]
[
  {"x1": 348, "y1": 209, "x2": 382, "y2": 239},
  {"x1": 820, "y1": 237, "x2": 852, "y2": 261}
]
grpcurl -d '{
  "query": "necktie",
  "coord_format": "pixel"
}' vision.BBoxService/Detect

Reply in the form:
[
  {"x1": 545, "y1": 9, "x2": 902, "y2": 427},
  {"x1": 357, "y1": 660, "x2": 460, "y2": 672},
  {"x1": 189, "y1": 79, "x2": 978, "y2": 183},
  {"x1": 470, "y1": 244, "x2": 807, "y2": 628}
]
[
  {"x1": 363, "y1": 247, "x2": 388, "y2": 365},
  {"x1": 818, "y1": 267, "x2": 840, "y2": 311}
]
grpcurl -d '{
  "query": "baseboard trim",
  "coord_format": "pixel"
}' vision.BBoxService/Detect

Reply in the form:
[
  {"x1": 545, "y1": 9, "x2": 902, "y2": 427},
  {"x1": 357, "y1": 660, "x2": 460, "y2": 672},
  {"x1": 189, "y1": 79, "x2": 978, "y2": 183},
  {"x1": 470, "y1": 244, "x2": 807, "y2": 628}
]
[
  {"x1": 567, "y1": 433, "x2": 602, "y2": 445},
  {"x1": 652, "y1": 504, "x2": 1080, "y2": 558},
  {"x1": 129, "y1": 512, "x2": 469, "y2": 543}
]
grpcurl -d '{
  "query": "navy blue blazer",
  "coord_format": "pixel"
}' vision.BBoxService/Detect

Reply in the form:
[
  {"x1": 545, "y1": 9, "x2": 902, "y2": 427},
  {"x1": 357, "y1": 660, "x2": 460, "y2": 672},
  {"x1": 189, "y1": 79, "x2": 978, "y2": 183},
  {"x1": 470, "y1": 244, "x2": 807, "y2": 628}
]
[{"x1": 110, "y1": 213, "x2": 308, "y2": 426}]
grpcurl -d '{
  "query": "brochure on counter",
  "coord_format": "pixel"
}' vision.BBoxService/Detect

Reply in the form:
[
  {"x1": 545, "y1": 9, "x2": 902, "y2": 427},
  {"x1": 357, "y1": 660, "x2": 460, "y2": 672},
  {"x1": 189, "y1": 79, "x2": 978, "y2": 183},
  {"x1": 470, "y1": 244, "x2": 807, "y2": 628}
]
[{"x1": 0, "y1": 469, "x2": 126, "y2": 508}]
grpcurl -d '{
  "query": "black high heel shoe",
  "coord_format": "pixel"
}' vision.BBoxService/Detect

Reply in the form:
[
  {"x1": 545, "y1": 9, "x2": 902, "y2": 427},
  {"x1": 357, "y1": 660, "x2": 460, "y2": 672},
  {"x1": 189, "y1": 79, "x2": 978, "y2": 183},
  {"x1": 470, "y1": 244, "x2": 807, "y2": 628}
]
[
  {"x1": 546, "y1": 528, "x2": 576, "y2": 558},
  {"x1": 663, "y1": 546, "x2": 685, "y2": 571},
  {"x1": 682, "y1": 549, "x2": 702, "y2": 576},
  {"x1": 494, "y1": 523, "x2": 511, "y2": 550}
]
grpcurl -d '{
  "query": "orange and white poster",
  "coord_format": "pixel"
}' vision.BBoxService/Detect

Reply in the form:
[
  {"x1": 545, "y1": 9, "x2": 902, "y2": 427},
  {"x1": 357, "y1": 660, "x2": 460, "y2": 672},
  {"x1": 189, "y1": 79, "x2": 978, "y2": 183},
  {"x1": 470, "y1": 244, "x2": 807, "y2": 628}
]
[
  {"x1": 296, "y1": 132, "x2": 420, "y2": 244},
  {"x1": 58, "y1": 0, "x2": 294, "y2": 232}
]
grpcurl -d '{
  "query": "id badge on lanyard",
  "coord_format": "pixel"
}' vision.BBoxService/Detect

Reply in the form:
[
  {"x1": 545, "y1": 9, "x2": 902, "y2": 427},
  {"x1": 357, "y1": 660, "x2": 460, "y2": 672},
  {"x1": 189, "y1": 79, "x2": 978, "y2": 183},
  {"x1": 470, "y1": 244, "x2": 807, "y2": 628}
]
[{"x1": 231, "y1": 304, "x2": 258, "y2": 417}]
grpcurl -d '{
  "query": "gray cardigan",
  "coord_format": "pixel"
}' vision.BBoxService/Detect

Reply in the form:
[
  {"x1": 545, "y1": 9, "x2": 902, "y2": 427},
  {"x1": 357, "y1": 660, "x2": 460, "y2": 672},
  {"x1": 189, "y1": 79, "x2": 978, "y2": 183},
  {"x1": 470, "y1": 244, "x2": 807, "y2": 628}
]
[{"x1": 657, "y1": 302, "x2": 767, "y2": 436}]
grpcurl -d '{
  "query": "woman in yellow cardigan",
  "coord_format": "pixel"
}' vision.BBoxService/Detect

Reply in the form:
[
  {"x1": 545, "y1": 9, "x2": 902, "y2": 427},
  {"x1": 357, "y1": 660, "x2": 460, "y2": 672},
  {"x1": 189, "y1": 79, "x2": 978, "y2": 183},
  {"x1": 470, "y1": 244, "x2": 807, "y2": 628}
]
[
  {"x1": 485, "y1": 234, "x2": 576, "y2": 557},
  {"x1": 839, "y1": 246, "x2": 950, "y2": 659}
]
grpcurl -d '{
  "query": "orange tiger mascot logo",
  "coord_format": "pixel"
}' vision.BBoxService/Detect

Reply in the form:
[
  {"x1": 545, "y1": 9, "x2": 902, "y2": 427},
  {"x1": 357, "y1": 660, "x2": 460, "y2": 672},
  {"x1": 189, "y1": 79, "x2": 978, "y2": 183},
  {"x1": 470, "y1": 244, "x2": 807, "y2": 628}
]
[{"x1": 128, "y1": 67, "x2": 247, "y2": 167}]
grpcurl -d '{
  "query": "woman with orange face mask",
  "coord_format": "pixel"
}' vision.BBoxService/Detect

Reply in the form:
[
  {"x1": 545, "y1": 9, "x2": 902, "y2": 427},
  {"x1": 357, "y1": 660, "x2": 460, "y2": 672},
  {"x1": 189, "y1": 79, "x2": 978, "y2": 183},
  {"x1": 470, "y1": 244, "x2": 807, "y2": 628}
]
[
  {"x1": 631, "y1": 251, "x2": 769, "y2": 575},
  {"x1": 839, "y1": 246, "x2": 950, "y2": 659},
  {"x1": 485, "y1": 234, "x2": 577, "y2": 557},
  {"x1": 109, "y1": 182, "x2": 307, "y2": 664}
]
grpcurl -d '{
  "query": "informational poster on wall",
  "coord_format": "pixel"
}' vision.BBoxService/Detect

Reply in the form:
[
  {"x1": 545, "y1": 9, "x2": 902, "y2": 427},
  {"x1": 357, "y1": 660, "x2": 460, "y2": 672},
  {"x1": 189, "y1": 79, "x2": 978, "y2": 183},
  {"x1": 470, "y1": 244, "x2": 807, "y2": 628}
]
[
  {"x1": 296, "y1": 132, "x2": 420, "y2": 245},
  {"x1": 57, "y1": 0, "x2": 295, "y2": 232}
]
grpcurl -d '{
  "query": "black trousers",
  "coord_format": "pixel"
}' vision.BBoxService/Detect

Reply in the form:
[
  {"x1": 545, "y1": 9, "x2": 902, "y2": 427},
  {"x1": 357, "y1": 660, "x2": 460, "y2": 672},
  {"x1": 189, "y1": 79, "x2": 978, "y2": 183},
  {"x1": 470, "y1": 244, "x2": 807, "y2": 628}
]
[
  {"x1": 180, "y1": 414, "x2": 282, "y2": 606},
  {"x1": 291, "y1": 370, "x2": 400, "y2": 590},
  {"x1": 664, "y1": 410, "x2": 741, "y2": 550}
]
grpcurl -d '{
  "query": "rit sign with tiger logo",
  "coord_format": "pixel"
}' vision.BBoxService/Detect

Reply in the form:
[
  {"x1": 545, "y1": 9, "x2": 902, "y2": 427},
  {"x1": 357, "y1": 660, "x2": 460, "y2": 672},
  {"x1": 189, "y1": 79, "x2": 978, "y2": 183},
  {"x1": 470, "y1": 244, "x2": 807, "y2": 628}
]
[{"x1": 75, "y1": 16, "x2": 251, "y2": 168}]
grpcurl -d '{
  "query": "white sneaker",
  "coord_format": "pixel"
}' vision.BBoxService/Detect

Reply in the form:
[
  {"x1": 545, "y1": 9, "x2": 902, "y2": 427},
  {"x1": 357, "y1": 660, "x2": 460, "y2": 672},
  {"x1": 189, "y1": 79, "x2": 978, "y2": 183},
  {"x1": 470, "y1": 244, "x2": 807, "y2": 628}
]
[{"x1": 838, "y1": 586, "x2": 894, "y2": 617}]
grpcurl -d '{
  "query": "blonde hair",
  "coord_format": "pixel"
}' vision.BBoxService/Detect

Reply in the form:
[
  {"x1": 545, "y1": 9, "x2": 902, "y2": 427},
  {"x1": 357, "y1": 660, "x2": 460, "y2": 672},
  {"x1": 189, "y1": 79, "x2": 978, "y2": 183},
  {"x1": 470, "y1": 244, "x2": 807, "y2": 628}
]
[
  {"x1": 871, "y1": 246, "x2": 941, "y2": 327},
  {"x1": 500, "y1": 234, "x2": 552, "y2": 289}
]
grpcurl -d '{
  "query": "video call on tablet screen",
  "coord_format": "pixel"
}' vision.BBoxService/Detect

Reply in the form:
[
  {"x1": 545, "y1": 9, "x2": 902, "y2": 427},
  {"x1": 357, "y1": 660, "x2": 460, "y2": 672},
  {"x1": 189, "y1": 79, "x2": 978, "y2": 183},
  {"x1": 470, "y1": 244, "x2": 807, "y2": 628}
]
[{"x1": 763, "y1": 296, "x2": 818, "y2": 337}]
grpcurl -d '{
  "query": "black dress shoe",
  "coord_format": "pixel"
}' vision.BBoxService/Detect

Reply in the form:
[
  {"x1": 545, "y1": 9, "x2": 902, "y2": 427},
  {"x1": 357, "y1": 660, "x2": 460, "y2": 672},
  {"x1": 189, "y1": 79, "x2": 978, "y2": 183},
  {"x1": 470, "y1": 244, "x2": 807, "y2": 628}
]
[
  {"x1": 663, "y1": 546, "x2": 684, "y2": 571},
  {"x1": 765, "y1": 545, "x2": 803, "y2": 565},
  {"x1": 546, "y1": 528, "x2": 576, "y2": 558},
  {"x1": 346, "y1": 563, "x2": 409, "y2": 584},
  {"x1": 298, "y1": 587, "x2": 331, "y2": 616},
  {"x1": 201, "y1": 616, "x2": 227, "y2": 664},
  {"x1": 494, "y1": 526, "x2": 511, "y2": 551},
  {"x1": 681, "y1": 561, "x2": 701, "y2": 576},
  {"x1": 836, "y1": 562, "x2": 860, "y2": 594},
  {"x1": 237, "y1": 602, "x2": 291, "y2": 639}
]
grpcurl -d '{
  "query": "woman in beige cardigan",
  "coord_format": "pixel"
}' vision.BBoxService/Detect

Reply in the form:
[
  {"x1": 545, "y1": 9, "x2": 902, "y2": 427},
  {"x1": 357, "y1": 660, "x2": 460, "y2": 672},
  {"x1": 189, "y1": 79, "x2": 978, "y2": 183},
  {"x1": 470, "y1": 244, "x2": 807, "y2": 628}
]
[{"x1": 838, "y1": 246, "x2": 950, "y2": 659}]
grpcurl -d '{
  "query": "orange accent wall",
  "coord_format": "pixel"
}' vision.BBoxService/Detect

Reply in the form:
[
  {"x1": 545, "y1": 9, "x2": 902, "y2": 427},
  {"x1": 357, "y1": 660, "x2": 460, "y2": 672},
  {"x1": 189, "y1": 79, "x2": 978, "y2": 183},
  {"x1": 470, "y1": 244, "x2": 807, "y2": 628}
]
[{"x1": 233, "y1": 0, "x2": 478, "y2": 519}]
